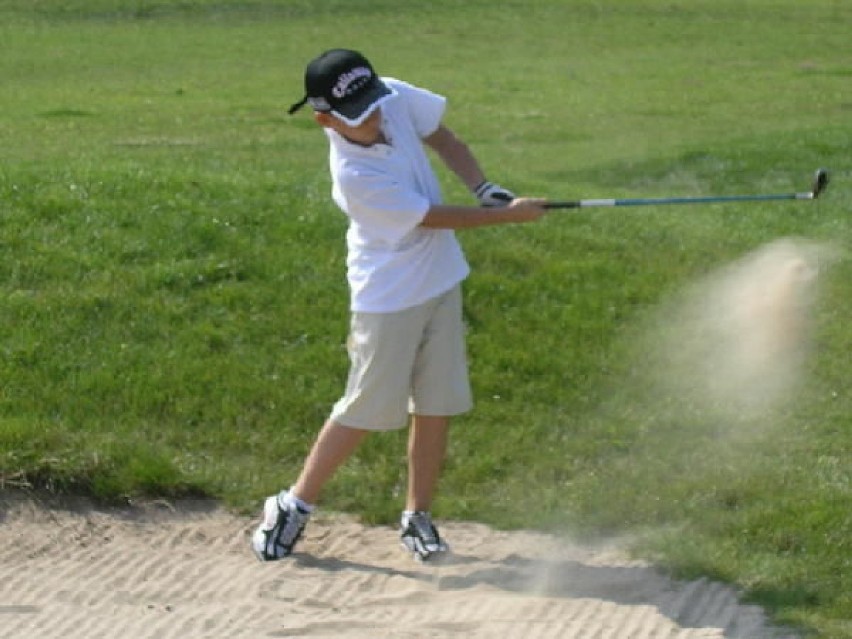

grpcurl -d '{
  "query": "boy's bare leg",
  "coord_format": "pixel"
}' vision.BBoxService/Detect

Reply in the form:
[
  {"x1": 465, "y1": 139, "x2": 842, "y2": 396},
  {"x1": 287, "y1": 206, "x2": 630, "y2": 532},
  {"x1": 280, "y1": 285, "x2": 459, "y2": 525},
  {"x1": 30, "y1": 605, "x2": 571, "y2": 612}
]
[
  {"x1": 291, "y1": 419, "x2": 368, "y2": 505},
  {"x1": 406, "y1": 415, "x2": 450, "y2": 512}
]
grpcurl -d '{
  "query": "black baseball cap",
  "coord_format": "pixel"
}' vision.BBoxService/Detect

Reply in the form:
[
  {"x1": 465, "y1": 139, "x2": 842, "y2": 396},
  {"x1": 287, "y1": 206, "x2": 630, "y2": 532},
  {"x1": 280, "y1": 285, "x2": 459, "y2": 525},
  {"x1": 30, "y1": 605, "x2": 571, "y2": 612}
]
[{"x1": 288, "y1": 49, "x2": 396, "y2": 126}]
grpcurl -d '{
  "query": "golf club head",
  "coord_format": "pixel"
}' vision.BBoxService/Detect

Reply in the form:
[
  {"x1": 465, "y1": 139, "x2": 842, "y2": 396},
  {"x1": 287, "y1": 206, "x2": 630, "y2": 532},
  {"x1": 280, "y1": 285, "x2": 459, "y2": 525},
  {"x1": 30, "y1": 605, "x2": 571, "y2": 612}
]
[{"x1": 812, "y1": 168, "x2": 830, "y2": 199}]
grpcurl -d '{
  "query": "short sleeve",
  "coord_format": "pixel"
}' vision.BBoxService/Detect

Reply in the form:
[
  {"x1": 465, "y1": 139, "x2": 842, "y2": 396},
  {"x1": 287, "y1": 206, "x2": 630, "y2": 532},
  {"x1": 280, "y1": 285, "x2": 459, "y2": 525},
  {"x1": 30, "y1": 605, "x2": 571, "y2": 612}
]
[
  {"x1": 385, "y1": 78, "x2": 447, "y2": 139},
  {"x1": 335, "y1": 168, "x2": 431, "y2": 246}
]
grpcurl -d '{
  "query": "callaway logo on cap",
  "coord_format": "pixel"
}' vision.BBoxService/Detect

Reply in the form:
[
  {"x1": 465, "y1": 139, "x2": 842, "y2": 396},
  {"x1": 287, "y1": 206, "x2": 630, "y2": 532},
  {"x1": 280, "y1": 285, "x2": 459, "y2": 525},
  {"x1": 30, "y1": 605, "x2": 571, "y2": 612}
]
[{"x1": 288, "y1": 49, "x2": 396, "y2": 126}]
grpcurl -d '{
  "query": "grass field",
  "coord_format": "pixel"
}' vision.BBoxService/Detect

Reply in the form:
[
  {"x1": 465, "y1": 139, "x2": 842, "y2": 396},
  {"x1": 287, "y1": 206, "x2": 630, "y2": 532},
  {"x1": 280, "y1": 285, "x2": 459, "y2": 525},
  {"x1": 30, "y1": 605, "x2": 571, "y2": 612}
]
[{"x1": 1, "y1": 1, "x2": 850, "y2": 636}]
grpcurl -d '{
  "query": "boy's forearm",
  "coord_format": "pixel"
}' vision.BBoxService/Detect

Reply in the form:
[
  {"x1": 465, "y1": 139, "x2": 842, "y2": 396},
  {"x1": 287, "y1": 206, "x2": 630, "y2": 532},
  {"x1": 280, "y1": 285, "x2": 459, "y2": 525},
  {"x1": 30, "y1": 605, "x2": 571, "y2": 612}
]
[
  {"x1": 439, "y1": 138, "x2": 486, "y2": 191},
  {"x1": 420, "y1": 204, "x2": 524, "y2": 229},
  {"x1": 424, "y1": 126, "x2": 485, "y2": 191}
]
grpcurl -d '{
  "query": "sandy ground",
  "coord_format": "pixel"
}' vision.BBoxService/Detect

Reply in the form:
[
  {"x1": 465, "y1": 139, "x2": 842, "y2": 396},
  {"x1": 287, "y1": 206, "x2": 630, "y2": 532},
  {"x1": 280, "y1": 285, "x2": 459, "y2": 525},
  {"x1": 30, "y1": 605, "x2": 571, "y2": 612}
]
[{"x1": 0, "y1": 493, "x2": 796, "y2": 639}]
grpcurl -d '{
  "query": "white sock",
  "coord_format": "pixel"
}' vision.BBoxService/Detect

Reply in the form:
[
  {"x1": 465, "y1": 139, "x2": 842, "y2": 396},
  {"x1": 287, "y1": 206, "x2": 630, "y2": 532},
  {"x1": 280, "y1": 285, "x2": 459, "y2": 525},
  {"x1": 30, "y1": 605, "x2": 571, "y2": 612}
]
[{"x1": 281, "y1": 488, "x2": 315, "y2": 513}]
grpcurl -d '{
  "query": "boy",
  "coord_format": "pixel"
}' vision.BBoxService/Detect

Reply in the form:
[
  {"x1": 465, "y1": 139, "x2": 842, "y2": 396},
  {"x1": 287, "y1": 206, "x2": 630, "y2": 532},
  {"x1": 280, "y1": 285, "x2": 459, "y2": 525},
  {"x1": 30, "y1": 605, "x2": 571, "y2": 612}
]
[{"x1": 253, "y1": 48, "x2": 548, "y2": 562}]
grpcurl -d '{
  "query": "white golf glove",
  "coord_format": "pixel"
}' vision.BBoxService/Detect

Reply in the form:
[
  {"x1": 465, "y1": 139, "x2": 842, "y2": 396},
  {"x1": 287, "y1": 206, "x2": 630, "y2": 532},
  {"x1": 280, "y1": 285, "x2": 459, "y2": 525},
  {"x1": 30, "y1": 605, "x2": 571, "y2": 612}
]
[{"x1": 473, "y1": 181, "x2": 515, "y2": 207}]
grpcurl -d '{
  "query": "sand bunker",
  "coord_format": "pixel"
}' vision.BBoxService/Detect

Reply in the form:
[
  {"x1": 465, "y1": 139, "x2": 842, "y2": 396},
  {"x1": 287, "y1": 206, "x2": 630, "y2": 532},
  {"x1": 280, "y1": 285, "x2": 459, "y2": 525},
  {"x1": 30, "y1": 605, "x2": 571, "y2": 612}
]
[{"x1": 0, "y1": 494, "x2": 796, "y2": 638}]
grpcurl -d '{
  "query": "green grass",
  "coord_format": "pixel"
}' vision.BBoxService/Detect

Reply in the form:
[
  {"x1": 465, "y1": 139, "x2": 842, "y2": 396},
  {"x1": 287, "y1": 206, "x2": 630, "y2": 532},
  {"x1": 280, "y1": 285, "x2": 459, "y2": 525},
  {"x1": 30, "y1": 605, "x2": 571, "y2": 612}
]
[{"x1": 1, "y1": 1, "x2": 850, "y2": 636}]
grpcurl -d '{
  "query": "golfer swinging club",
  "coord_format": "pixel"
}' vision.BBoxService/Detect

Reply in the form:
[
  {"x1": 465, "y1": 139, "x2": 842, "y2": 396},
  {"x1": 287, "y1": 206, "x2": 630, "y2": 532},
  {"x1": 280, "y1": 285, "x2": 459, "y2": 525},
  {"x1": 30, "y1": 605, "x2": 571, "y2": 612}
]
[{"x1": 252, "y1": 48, "x2": 549, "y2": 562}]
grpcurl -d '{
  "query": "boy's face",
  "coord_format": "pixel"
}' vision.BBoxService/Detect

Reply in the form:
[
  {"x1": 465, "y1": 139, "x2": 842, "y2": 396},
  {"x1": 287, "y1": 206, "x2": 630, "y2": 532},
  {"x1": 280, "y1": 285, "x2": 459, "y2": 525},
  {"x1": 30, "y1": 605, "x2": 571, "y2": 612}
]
[{"x1": 315, "y1": 107, "x2": 383, "y2": 146}]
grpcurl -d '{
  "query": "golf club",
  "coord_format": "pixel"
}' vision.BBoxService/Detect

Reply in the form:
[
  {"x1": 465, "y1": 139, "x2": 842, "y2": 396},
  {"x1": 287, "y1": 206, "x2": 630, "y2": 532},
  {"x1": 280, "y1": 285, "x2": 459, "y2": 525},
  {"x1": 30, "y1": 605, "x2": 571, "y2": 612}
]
[{"x1": 544, "y1": 168, "x2": 830, "y2": 209}]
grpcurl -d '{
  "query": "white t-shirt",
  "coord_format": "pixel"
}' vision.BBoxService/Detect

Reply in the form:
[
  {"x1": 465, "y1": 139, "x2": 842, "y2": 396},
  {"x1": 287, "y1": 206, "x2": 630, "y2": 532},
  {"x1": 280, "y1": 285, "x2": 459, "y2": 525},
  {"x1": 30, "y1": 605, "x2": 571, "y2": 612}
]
[{"x1": 326, "y1": 78, "x2": 470, "y2": 313}]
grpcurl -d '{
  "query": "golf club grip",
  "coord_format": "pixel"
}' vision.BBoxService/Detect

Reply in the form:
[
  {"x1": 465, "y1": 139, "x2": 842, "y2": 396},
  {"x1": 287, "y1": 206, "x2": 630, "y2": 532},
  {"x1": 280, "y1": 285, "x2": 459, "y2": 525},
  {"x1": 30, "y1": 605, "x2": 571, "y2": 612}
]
[{"x1": 543, "y1": 201, "x2": 582, "y2": 209}]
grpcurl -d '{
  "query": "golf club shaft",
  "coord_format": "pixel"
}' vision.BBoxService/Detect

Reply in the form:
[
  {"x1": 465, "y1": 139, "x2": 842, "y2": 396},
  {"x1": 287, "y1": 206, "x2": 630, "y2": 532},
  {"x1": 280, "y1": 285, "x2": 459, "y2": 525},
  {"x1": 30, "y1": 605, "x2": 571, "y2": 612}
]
[
  {"x1": 544, "y1": 192, "x2": 815, "y2": 209},
  {"x1": 544, "y1": 169, "x2": 829, "y2": 209}
]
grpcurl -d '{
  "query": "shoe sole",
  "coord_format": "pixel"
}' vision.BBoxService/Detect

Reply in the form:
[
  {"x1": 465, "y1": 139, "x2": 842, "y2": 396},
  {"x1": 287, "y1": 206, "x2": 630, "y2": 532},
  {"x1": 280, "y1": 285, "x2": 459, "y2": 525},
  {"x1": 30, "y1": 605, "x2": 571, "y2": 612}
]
[
  {"x1": 400, "y1": 538, "x2": 450, "y2": 562},
  {"x1": 252, "y1": 505, "x2": 277, "y2": 562},
  {"x1": 252, "y1": 526, "x2": 273, "y2": 562},
  {"x1": 252, "y1": 497, "x2": 291, "y2": 562}
]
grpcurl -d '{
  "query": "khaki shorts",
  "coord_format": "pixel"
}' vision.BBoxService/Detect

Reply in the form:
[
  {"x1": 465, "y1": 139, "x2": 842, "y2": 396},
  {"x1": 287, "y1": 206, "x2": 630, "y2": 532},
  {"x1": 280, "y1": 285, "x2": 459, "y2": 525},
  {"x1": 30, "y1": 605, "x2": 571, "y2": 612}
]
[{"x1": 330, "y1": 285, "x2": 472, "y2": 431}]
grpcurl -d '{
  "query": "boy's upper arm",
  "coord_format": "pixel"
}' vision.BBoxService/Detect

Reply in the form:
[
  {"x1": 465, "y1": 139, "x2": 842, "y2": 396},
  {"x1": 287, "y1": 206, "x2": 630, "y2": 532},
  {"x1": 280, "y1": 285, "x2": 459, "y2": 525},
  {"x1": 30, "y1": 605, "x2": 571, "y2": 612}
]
[{"x1": 423, "y1": 125, "x2": 455, "y2": 153}]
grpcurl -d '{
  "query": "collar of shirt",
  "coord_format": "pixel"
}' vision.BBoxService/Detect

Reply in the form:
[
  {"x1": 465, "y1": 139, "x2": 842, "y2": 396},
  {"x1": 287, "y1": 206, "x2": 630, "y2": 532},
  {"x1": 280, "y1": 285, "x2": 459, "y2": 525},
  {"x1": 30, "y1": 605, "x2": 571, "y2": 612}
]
[{"x1": 327, "y1": 127, "x2": 393, "y2": 158}]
